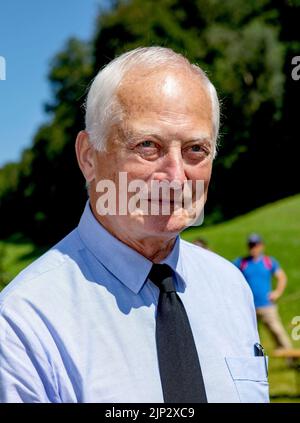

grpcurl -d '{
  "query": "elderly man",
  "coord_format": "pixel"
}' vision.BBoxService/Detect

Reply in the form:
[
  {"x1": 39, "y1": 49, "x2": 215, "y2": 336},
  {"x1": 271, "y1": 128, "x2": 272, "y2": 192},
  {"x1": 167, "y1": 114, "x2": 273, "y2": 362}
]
[{"x1": 0, "y1": 47, "x2": 269, "y2": 403}]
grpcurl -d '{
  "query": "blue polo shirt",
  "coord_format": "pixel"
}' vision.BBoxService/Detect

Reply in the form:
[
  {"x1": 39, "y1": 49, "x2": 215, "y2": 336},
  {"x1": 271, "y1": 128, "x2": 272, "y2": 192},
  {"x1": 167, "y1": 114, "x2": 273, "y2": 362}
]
[{"x1": 233, "y1": 255, "x2": 280, "y2": 308}]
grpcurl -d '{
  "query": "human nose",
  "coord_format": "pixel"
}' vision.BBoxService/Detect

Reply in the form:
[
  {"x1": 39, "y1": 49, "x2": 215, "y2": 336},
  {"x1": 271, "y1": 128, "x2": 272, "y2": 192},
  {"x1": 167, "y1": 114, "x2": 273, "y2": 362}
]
[{"x1": 153, "y1": 148, "x2": 187, "y2": 184}]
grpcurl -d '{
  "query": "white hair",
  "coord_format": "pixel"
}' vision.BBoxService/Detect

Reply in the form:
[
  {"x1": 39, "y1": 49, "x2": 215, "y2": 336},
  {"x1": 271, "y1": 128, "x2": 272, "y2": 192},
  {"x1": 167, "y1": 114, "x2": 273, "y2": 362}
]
[{"x1": 85, "y1": 46, "x2": 220, "y2": 157}]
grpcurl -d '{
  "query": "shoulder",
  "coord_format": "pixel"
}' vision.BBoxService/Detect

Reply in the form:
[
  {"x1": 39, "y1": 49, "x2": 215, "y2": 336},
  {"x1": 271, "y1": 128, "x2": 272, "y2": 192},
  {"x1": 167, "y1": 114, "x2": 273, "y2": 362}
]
[
  {"x1": 266, "y1": 255, "x2": 280, "y2": 271},
  {"x1": 233, "y1": 256, "x2": 243, "y2": 267},
  {"x1": 180, "y1": 238, "x2": 246, "y2": 279},
  {"x1": 268, "y1": 255, "x2": 279, "y2": 264},
  {"x1": 0, "y1": 229, "x2": 82, "y2": 313},
  {"x1": 179, "y1": 239, "x2": 254, "y2": 302}
]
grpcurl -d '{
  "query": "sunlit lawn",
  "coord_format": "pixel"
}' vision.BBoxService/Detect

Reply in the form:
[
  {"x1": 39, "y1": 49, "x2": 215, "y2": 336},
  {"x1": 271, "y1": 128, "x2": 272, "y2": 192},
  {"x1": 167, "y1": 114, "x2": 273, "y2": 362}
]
[
  {"x1": 182, "y1": 194, "x2": 300, "y2": 402},
  {"x1": 1, "y1": 195, "x2": 300, "y2": 402}
]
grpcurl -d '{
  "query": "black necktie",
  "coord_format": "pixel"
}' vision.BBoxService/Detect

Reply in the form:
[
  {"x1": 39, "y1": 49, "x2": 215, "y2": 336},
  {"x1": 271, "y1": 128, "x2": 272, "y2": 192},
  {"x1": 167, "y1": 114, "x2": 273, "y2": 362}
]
[{"x1": 148, "y1": 263, "x2": 207, "y2": 403}]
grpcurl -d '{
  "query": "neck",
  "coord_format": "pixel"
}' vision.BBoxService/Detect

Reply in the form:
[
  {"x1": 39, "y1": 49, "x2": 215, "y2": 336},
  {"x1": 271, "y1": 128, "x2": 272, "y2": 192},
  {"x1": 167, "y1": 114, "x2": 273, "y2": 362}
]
[
  {"x1": 115, "y1": 234, "x2": 177, "y2": 263},
  {"x1": 90, "y1": 204, "x2": 177, "y2": 263},
  {"x1": 251, "y1": 253, "x2": 262, "y2": 259}
]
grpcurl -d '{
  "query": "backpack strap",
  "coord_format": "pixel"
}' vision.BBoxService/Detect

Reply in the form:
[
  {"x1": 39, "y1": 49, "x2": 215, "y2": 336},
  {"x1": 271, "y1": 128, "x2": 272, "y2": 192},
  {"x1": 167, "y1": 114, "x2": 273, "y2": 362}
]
[
  {"x1": 240, "y1": 257, "x2": 249, "y2": 271},
  {"x1": 263, "y1": 255, "x2": 273, "y2": 271}
]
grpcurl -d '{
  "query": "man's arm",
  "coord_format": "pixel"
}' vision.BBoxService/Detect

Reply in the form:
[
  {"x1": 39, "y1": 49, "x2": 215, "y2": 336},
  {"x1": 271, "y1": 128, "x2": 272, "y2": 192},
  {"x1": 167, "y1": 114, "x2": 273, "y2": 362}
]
[
  {"x1": 0, "y1": 310, "x2": 58, "y2": 403},
  {"x1": 269, "y1": 268, "x2": 287, "y2": 302}
]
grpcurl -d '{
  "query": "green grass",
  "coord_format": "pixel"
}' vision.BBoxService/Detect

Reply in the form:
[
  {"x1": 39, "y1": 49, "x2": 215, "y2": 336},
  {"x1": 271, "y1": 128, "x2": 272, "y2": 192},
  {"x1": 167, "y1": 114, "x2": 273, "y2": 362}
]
[
  {"x1": 0, "y1": 235, "x2": 46, "y2": 290},
  {"x1": 182, "y1": 194, "x2": 300, "y2": 402},
  {"x1": 0, "y1": 195, "x2": 300, "y2": 402}
]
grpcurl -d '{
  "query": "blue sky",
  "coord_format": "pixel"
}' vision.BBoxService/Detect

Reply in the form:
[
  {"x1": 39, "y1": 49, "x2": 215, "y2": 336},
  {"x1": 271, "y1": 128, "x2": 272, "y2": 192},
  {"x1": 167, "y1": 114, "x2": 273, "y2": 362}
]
[{"x1": 0, "y1": 0, "x2": 109, "y2": 167}]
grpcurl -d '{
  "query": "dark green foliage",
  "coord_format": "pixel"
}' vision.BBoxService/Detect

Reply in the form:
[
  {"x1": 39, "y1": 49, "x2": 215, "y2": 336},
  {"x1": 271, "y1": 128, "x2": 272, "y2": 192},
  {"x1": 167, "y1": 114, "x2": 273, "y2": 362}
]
[
  {"x1": 0, "y1": 0, "x2": 299, "y2": 245},
  {"x1": 0, "y1": 39, "x2": 92, "y2": 244}
]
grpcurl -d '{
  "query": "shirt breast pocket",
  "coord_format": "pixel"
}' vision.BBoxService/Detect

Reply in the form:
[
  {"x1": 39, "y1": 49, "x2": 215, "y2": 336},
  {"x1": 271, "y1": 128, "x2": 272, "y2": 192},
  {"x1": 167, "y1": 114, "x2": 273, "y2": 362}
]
[{"x1": 225, "y1": 356, "x2": 270, "y2": 403}]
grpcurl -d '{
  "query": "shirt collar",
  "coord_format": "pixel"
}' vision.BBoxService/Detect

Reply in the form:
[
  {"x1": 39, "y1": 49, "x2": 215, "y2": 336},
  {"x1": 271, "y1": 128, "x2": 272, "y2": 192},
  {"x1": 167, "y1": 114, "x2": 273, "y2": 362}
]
[{"x1": 77, "y1": 201, "x2": 185, "y2": 294}]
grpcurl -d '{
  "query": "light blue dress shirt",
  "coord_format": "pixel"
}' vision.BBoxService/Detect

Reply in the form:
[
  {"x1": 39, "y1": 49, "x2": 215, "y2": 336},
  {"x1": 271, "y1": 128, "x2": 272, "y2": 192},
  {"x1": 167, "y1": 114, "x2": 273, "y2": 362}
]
[{"x1": 0, "y1": 202, "x2": 269, "y2": 403}]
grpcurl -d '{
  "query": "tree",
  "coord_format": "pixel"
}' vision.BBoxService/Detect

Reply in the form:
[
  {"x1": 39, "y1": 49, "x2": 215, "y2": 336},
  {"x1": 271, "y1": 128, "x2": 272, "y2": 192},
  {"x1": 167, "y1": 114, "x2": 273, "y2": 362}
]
[
  {"x1": 0, "y1": 0, "x2": 299, "y2": 245},
  {"x1": 0, "y1": 38, "x2": 93, "y2": 244},
  {"x1": 93, "y1": 0, "x2": 297, "y2": 219}
]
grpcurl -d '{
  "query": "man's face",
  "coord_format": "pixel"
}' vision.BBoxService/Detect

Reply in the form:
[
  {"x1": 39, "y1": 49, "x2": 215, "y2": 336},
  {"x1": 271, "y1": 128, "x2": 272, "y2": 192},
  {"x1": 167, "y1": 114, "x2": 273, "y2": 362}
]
[
  {"x1": 248, "y1": 242, "x2": 264, "y2": 257},
  {"x1": 90, "y1": 67, "x2": 214, "y2": 240}
]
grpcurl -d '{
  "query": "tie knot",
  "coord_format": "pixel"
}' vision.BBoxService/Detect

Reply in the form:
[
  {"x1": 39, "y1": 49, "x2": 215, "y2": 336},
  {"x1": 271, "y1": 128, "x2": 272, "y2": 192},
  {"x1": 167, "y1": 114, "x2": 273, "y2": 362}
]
[{"x1": 148, "y1": 264, "x2": 176, "y2": 293}]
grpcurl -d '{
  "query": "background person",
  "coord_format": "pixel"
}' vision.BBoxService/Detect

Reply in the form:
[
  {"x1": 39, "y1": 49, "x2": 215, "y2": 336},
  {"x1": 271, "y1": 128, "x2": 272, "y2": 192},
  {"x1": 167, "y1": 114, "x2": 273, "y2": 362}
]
[
  {"x1": 193, "y1": 238, "x2": 209, "y2": 250},
  {"x1": 234, "y1": 233, "x2": 292, "y2": 350}
]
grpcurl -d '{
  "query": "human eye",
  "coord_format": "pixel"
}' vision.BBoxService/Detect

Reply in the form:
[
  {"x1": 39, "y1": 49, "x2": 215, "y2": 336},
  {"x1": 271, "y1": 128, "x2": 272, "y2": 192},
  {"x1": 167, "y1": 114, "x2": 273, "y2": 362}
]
[
  {"x1": 135, "y1": 139, "x2": 160, "y2": 159},
  {"x1": 190, "y1": 145, "x2": 203, "y2": 152},
  {"x1": 184, "y1": 143, "x2": 211, "y2": 161},
  {"x1": 138, "y1": 140, "x2": 156, "y2": 148},
  {"x1": 189, "y1": 144, "x2": 209, "y2": 154}
]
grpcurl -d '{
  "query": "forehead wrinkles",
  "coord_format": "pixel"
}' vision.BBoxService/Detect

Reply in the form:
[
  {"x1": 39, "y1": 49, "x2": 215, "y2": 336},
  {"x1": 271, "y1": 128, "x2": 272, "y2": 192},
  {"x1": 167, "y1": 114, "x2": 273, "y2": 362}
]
[{"x1": 117, "y1": 68, "x2": 212, "y2": 119}]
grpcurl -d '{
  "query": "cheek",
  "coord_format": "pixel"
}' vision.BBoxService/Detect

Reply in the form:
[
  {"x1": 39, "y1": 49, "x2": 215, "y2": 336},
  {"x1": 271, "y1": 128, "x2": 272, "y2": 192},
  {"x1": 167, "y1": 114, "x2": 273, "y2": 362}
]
[
  {"x1": 122, "y1": 160, "x2": 156, "y2": 182},
  {"x1": 188, "y1": 162, "x2": 212, "y2": 188},
  {"x1": 94, "y1": 152, "x2": 130, "y2": 183}
]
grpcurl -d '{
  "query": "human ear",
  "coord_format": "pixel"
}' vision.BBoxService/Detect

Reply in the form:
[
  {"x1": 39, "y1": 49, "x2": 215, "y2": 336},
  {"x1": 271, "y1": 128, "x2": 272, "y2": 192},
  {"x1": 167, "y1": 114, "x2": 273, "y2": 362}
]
[{"x1": 75, "y1": 130, "x2": 95, "y2": 182}]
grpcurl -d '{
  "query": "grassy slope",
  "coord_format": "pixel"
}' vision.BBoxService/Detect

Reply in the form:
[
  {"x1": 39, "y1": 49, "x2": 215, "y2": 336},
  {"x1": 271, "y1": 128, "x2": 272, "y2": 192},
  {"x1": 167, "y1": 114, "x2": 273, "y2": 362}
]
[
  {"x1": 0, "y1": 238, "x2": 46, "y2": 290},
  {"x1": 182, "y1": 194, "x2": 300, "y2": 401},
  {"x1": 0, "y1": 195, "x2": 299, "y2": 401}
]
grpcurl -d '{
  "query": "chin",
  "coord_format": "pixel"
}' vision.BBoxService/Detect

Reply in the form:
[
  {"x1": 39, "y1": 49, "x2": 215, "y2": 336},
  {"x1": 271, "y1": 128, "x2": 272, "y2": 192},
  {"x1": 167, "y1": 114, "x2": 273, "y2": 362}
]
[{"x1": 138, "y1": 214, "x2": 190, "y2": 235}]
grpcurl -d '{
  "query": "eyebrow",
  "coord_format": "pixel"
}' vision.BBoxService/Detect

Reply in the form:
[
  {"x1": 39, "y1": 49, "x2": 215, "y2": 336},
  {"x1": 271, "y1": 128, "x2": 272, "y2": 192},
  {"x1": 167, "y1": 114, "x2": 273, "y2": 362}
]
[
  {"x1": 123, "y1": 128, "x2": 212, "y2": 144},
  {"x1": 184, "y1": 136, "x2": 212, "y2": 143}
]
